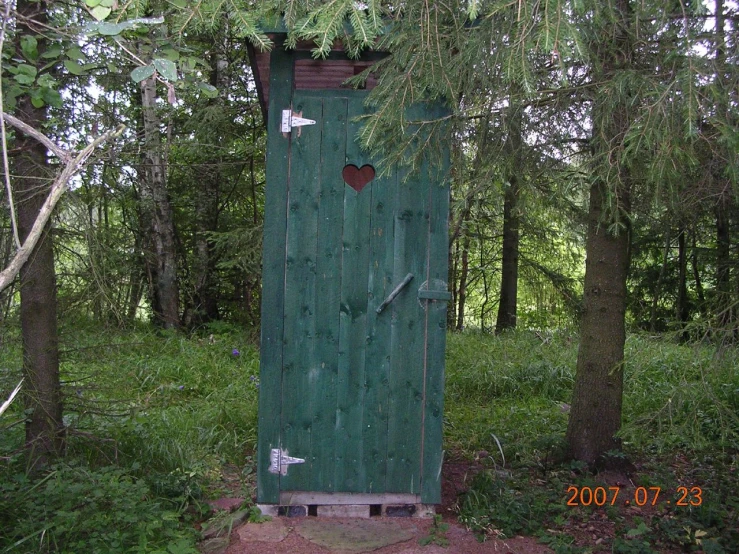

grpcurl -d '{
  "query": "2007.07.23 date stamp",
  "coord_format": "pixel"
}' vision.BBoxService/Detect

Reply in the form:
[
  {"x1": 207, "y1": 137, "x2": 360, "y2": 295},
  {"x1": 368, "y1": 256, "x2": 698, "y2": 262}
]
[{"x1": 566, "y1": 486, "x2": 703, "y2": 507}]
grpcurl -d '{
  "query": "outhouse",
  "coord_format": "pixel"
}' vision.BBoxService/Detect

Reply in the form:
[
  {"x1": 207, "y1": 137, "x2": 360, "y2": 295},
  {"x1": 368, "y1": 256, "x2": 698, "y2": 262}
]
[{"x1": 250, "y1": 31, "x2": 451, "y2": 512}]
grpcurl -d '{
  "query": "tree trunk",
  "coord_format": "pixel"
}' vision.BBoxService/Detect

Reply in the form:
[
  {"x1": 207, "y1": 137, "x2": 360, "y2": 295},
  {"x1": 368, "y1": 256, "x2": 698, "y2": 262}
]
[
  {"x1": 456, "y1": 234, "x2": 470, "y2": 330},
  {"x1": 566, "y1": 182, "x2": 630, "y2": 464},
  {"x1": 566, "y1": 0, "x2": 633, "y2": 465},
  {"x1": 649, "y1": 226, "x2": 671, "y2": 332},
  {"x1": 496, "y1": 98, "x2": 522, "y2": 334},
  {"x1": 13, "y1": 0, "x2": 64, "y2": 467},
  {"x1": 138, "y1": 74, "x2": 180, "y2": 329},
  {"x1": 715, "y1": 193, "x2": 732, "y2": 328},
  {"x1": 691, "y1": 228, "x2": 705, "y2": 308},
  {"x1": 712, "y1": 0, "x2": 734, "y2": 333},
  {"x1": 495, "y1": 176, "x2": 520, "y2": 333},
  {"x1": 188, "y1": 50, "x2": 227, "y2": 327},
  {"x1": 676, "y1": 227, "x2": 690, "y2": 339}
]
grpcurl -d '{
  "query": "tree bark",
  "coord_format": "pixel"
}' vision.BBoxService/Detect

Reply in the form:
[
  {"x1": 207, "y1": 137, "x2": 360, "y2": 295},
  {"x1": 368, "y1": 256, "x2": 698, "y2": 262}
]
[
  {"x1": 566, "y1": 0, "x2": 633, "y2": 465},
  {"x1": 496, "y1": 99, "x2": 522, "y2": 334},
  {"x1": 495, "y1": 176, "x2": 520, "y2": 333},
  {"x1": 138, "y1": 74, "x2": 180, "y2": 329},
  {"x1": 712, "y1": 0, "x2": 734, "y2": 333},
  {"x1": 456, "y1": 234, "x2": 470, "y2": 330},
  {"x1": 188, "y1": 49, "x2": 227, "y2": 326},
  {"x1": 676, "y1": 227, "x2": 690, "y2": 339},
  {"x1": 649, "y1": 226, "x2": 671, "y2": 332},
  {"x1": 12, "y1": 0, "x2": 63, "y2": 467}
]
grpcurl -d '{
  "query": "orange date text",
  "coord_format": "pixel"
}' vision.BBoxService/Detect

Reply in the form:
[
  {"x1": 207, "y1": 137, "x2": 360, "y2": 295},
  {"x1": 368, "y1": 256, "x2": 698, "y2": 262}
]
[{"x1": 565, "y1": 486, "x2": 703, "y2": 507}]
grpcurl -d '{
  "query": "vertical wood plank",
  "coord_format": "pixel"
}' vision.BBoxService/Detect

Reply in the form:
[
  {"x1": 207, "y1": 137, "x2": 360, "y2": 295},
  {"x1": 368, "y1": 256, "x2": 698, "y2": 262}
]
[
  {"x1": 257, "y1": 44, "x2": 293, "y2": 504},
  {"x1": 335, "y1": 94, "x2": 373, "y2": 492},
  {"x1": 310, "y1": 96, "x2": 347, "y2": 492},
  {"x1": 361, "y1": 101, "x2": 395, "y2": 495},
  {"x1": 421, "y1": 105, "x2": 451, "y2": 504},
  {"x1": 385, "y1": 165, "x2": 430, "y2": 494},
  {"x1": 280, "y1": 94, "x2": 323, "y2": 491}
]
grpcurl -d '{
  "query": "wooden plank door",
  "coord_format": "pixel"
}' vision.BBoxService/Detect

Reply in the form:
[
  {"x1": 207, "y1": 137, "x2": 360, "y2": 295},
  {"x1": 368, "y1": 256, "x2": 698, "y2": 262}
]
[{"x1": 258, "y1": 85, "x2": 449, "y2": 505}]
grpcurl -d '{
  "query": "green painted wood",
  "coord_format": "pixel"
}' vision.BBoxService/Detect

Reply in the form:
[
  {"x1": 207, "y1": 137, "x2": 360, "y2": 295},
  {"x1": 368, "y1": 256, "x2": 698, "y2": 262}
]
[
  {"x1": 361, "y1": 109, "x2": 396, "y2": 496},
  {"x1": 421, "y1": 106, "x2": 451, "y2": 503},
  {"x1": 310, "y1": 96, "x2": 347, "y2": 492},
  {"x1": 257, "y1": 44, "x2": 293, "y2": 504},
  {"x1": 260, "y1": 79, "x2": 449, "y2": 502},
  {"x1": 385, "y1": 165, "x2": 429, "y2": 494},
  {"x1": 335, "y1": 93, "x2": 373, "y2": 493},
  {"x1": 280, "y1": 94, "x2": 324, "y2": 491}
]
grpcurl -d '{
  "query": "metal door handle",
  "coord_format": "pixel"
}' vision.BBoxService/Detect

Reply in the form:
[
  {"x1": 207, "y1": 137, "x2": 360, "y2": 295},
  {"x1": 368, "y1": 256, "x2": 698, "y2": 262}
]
[{"x1": 376, "y1": 273, "x2": 414, "y2": 314}]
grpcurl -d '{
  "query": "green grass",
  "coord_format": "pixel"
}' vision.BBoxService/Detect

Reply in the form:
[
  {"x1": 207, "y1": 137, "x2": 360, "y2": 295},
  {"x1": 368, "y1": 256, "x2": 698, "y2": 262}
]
[
  {"x1": 1, "y1": 323, "x2": 738, "y2": 552},
  {"x1": 0, "y1": 320, "x2": 260, "y2": 552}
]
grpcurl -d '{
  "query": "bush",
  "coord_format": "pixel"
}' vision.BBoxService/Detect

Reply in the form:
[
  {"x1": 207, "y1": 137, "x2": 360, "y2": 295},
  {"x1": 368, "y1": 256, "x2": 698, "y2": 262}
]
[{"x1": 0, "y1": 464, "x2": 198, "y2": 553}]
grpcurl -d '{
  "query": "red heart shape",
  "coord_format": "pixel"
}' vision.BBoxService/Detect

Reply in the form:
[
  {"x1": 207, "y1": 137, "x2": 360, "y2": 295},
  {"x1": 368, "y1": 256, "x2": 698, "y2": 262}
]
[{"x1": 342, "y1": 164, "x2": 375, "y2": 192}]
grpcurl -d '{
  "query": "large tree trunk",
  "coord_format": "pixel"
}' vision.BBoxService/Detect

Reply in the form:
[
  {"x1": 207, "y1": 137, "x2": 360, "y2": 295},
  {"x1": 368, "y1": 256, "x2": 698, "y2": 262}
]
[
  {"x1": 566, "y1": 0, "x2": 633, "y2": 464},
  {"x1": 138, "y1": 74, "x2": 180, "y2": 329},
  {"x1": 566, "y1": 182, "x2": 630, "y2": 463},
  {"x1": 496, "y1": 99, "x2": 522, "y2": 334},
  {"x1": 495, "y1": 175, "x2": 520, "y2": 333},
  {"x1": 13, "y1": 0, "x2": 64, "y2": 467}
]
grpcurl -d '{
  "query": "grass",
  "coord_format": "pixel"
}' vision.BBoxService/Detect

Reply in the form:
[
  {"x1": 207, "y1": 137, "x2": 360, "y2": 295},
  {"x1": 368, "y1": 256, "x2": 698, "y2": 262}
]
[{"x1": 1, "y1": 322, "x2": 738, "y2": 552}]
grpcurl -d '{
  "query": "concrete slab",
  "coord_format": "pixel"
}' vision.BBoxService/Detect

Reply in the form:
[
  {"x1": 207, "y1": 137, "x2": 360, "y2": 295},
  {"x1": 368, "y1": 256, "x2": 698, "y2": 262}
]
[
  {"x1": 296, "y1": 519, "x2": 417, "y2": 553},
  {"x1": 317, "y1": 504, "x2": 370, "y2": 518}
]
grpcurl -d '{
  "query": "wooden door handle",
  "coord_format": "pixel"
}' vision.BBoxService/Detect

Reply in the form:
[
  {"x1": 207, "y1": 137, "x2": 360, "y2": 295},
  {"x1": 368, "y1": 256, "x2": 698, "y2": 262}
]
[{"x1": 375, "y1": 273, "x2": 414, "y2": 314}]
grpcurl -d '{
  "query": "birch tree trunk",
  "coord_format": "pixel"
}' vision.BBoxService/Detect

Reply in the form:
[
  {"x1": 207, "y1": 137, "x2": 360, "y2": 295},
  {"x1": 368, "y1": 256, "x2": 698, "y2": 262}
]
[{"x1": 138, "y1": 74, "x2": 180, "y2": 329}]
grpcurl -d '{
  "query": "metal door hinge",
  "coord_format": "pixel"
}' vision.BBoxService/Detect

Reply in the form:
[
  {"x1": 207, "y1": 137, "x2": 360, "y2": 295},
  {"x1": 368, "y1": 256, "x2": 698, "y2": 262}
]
[
  {"x1": 269, "y1": 448, "x2": 306, "y2": 475},
  {"x1": 281, "y1": 110, "x2": 316, "y2": 133}
]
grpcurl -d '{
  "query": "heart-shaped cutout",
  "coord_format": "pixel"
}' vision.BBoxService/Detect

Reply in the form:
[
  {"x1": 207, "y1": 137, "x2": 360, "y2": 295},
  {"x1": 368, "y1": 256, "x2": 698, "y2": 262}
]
[{"x1": 342, "y1": 164, "x2": 375, "y2": 192}]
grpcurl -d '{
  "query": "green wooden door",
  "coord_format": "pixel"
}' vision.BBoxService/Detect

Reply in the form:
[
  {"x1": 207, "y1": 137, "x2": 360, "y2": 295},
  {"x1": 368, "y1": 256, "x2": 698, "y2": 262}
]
[{"x1": 258, "y1": 85, "x2": 449, "y2": 505}]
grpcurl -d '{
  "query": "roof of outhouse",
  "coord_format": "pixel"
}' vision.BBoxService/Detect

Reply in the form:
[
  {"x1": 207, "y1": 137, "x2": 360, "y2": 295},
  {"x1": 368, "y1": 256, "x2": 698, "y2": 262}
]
[{"x1": 247, "y1": 22, "x2": 386, "y2": 120}]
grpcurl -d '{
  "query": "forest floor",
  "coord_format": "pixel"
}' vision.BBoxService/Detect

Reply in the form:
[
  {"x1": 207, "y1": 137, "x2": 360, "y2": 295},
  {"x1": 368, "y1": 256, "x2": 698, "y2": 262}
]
[{"x1": 202, "y1": 452, "x2": 735, "y2": 554}]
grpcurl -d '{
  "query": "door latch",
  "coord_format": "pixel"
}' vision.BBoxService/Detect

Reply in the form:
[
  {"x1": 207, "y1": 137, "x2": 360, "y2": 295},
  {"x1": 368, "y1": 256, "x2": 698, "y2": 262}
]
[
  {"x1": 281, "y1": 110, "x2": 316, "y2": 133},
  {"x1": 269, "y1": 448, "x2": 306, "y2": 475}
]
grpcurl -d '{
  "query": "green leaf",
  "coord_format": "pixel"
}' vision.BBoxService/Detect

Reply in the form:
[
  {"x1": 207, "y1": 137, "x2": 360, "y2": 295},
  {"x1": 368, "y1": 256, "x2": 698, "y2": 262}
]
[
  {"x1": 67, "y1": 47, "x2": 85, "y2": 61},
  {"x1": 197, "y1": 82, "x2": 218, "y2": 98},
  {"x1": 42, "y1": 88, "x2": 63, "y2": 108},
  {"x1": 31, "y1": 96, "x2": 45, "y2": 108},
  {"x1": 153, "y1": 58, "x2": 177, "y2": 81},
  {"x1": 85, "y1": 0, "x2": 102, "y2": 6},
  {"x1": 64, "y1": 60, "x2": 86, "y2": 75},
  {"x1": 14, "y1": 64, "x2": 37, "y2": 84},
  {"x1": 21, "y1": 36, "x2": 38, "y2": 61},
  {"x1": 41, "y1": 45, "x2": 62, "y2": 59},
  {"x1": 131, "y1": 64, "x2": 155, "y2": 83},
  {"x1": 160, "y1": 48, "x2": 180, "y2": 61},
  {"x1": 96, "y1": 21, "x2": 127, "y2": 35},
  {"x1": 36, "y1": 73, "x2": 56, "y2": 87},
  {"x1": 16, "y1": 63, "x2": 37, "y2": 77},
  {"x1": 90, "y1": 5, "x2": 112, "y2": 21},
  {"x1": 107, "y1": 63, "x2": 119, "y2": 72},
  {"x1": 100, "y1": 0, "x2": 116, "y2": 6}
]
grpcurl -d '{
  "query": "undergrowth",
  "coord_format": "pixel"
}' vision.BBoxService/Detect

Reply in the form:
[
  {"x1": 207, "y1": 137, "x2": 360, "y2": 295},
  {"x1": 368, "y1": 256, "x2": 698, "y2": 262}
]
[
  {"x1": 0, "y1": 319, "x2": 259, "y2": 553},
  {"x1": 1, "y1": 324, "x2": 737, "y2": 552},
  {"x1": 448, "y1": 330, "x2": 739, "y2": 553}
]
